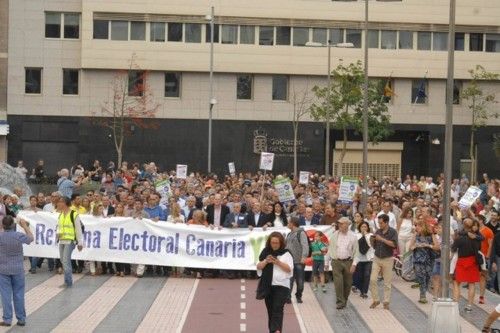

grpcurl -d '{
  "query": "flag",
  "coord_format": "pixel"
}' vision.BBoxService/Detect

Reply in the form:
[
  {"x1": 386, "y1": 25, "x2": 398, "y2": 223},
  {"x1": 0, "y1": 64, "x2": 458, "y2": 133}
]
[
  {"x1": 383, "y1": 79, "x2": 394, "y2": 97},
  {"x1": 413, "y1": 74, "x2": 427, "y2": 104}
]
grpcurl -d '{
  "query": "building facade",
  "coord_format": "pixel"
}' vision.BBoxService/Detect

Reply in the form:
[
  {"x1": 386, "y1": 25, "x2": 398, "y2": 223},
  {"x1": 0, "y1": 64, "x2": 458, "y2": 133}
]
[{"x1": 6, "y1": 0, "x2": 500, "y2": 177}]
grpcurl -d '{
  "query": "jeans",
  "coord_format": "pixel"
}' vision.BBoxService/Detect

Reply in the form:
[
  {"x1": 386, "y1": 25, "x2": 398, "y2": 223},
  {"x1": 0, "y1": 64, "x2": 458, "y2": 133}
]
[
  {"x1": 414, "y1": 262, "x2": 433, "y2": 297},
  {"x1": 289, "y1": 263, "x2": 305, "y2": 299},
  {"x1": 354, "y1": 261, "x2": 372, "y2": 294},
  {"x1": 59, "y1": 242, "x2": 75, "y2": 286},
  {"x1": 265, "y1": 286, "x2": 289, "y2": 333},
  {"x1": 30, "y1": 257, "x2": 38, "y2": 270},
  {"x1": 0, "y1": 273, "x2": 26, "y2": 324}
]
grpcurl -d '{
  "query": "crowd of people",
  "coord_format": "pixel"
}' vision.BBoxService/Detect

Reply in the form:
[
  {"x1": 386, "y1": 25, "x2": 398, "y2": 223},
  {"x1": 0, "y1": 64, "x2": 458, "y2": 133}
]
[{"x1": 1, "y1": 159, "x2": 500, "y2": 332}]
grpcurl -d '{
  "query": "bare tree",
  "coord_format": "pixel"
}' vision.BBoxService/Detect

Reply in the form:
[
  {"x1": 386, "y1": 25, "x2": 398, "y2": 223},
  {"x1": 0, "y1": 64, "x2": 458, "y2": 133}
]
[{"x1": 92, "y1": 55, "x2": 161, "y2": 167}]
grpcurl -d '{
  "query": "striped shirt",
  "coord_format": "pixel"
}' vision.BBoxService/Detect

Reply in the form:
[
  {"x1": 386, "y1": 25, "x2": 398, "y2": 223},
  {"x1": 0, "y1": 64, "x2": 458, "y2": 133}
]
[{"x1": 0, "y1": 229, "x2": 33, "y2": 275}]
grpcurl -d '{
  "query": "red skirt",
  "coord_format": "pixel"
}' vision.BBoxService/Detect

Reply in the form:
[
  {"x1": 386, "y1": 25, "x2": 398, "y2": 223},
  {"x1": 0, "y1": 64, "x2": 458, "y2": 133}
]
[{"x1": 455, "y1": 256, "x2": 480, "y2": 283}]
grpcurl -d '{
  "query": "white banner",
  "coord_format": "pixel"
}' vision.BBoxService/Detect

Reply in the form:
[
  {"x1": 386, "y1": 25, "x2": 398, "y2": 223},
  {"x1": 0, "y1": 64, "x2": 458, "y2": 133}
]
[
  {"x1": 299, "y1": 171, "x2": 310, "y2": 185},
  {"x1": 176, "y1": 164, "x2": 188, "y2": 179},
  {"x1": 338, "y1": 176, "x2": 358, "y2": 204},
  {"x1": 259, "y1": 152, "x2": 275, "y2": 171},
  {"x1": 18, "y1": 211, "x2": 331, "y2": 270},
  {"x1": 458, "y1": 186, "x2": 482, "y2": 209}
]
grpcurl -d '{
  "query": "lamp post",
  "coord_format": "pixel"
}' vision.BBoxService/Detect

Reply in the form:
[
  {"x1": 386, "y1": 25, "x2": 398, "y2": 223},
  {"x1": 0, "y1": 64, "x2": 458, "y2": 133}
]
[
  {"x1": 305, "y1": 41, "x2": 354, "y2": 177},
  {"x1": 206, "y1": 6, "x2": 216, "y2": 174},
  {"x1": 361, "y1": 0, "x2": 369, "y2": 212}
]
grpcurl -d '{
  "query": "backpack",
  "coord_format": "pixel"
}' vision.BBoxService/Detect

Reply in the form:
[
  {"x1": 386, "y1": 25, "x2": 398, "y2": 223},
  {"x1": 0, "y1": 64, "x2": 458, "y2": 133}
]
[
  {"x1": 296, "y1": 229, "x2": 312, "y2": 257},
  {"x1": 60, "y1": 210, "x2": 85, "y2": 240}
]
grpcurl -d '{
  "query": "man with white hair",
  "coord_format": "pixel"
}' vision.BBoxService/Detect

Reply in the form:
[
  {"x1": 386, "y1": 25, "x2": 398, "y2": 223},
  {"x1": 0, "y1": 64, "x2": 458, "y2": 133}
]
[{"x1": 57, "y1": 169, "x2": 86, "y2": 199}]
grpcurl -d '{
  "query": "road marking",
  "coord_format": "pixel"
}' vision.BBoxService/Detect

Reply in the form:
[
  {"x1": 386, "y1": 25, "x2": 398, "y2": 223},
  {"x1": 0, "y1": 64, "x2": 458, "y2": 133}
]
[
  {"x1": 240, "y1": 312, "x2": 246, "y2": 320},
  {"x1": 241, "y1": 293, "x2": 246, "y2": 299},
  {"x1": 241, "y1": 285, "x2": 246, "y2": 291},
  {"x1": 240, "y1": 302, "x2": 246, "y2": 310},
  {"x1": 241, "y1": 279, "x2": 245, "y2": 283},
  {"x1": 291, "y1": 299, "x2": 309, "y2": 333},
  {"x1": 174, "y1": 278, "x2": 199, "y2": 333},
  {"x1": 240, "y1": 323, "x2": 247, "y2": 332}
]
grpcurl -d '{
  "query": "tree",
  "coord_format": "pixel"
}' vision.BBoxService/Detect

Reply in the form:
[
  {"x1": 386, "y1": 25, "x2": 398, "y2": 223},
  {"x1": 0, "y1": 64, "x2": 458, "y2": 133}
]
[
  {"x1": 290, "y1": 82, "x2": 313, "y2": 179},
  {"x1": 461, "y1": 65, "x2": 499, "y2": 183},
  {"x1": 92, "y1": 55, "x2": 160, "y2": 167},
  {"x1": 309, "y1": 60, "x2": 392, "y2": 176}
]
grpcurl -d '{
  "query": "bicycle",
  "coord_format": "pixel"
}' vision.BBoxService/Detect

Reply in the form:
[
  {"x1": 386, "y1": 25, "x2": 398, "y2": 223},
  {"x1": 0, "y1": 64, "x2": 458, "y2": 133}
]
[{"x1": 393, "y1": 252, "x2": 416, "y2": 282}]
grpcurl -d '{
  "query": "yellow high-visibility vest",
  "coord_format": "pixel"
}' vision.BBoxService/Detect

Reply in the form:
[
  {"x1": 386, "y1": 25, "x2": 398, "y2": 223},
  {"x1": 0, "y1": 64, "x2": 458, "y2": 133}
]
[{"x1": 58, "y1": 210, "x2": 77, "y2": 241}]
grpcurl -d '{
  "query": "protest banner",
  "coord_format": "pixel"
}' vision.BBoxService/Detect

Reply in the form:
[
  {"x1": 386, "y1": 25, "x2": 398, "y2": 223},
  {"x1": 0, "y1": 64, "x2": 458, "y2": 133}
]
[
  {"x1": 273, "y1": 177, "x2": 296, "y2": 203},
  {"x1": 338, "y1": 176, "x2": 358, "y2": 204},
  {"x1": 228, "y1": 162, "x2": 236, "y2": 176},
  {"x1": 299, "y1": 171, "x2": 310, "y2": 185},
  {"x1": 458, "y1": 186, "x2": 482, "y2": 209},
  {"x1": 176, "y1": 164, "x2": 188, "y2": 179},
  {"x1": 154, "y1": 178, "x2": 171, "y2": 205},
  {"x1": 259, "y1": 152, "x2": 274, "y2": 171},
  {"x1": 18, "y1": 211, "x2": 331, "y2": 270}
]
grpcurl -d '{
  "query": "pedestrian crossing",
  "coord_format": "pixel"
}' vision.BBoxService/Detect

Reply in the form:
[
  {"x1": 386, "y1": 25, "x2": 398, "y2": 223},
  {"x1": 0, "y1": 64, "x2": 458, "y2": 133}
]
[{"x1": 1, "y1": 263, "x2": 498, "y2": 333}]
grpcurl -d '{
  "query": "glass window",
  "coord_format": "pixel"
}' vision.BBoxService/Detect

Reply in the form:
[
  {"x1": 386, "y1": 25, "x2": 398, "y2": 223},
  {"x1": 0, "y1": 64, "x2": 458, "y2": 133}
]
[
  {"x1": 453, "y1": 80, "x2": 461, "y2": 105},
  {"x1": 312, "y1": 28, "x2": 327, "y2": 44},
  {"x1": 205, "y1": 24, "x2": 220, "y2": 43},
  {"x1": 381, "y1": 30, "x2": 397, "y2": 49},
  {"x1": 368, "y1": 30, "x2": 379, "y2": 48},
  {"x1": 486, "y1": 34, "x2": 500, "y2": 52},
  {"x1": 417, "y1": 32, "x2": 431, "y2": 50},
  {"x1": 25, "y1": 68, "x2": 42, "y2": 94},
  {"x1": 259, "y1": 26, "x2": 274, "y2": 45},
  {"x1": 293, "y1": 27, "x2": 309, "y2": 46},
  {"x1": 346, "y1": 29, "x2": 361, "y2": 48},
  {"x1": 433, "y1": 32, "x2": 448, "y2": 51},
  {"x1": 240, "y1": 26, "x2": 255, "y2": 44},
  {"x1": 185, "y1": 23, "x2": 201, "y2": 43},
  {"x1": 128, "y1": 71, "x2": 144, "y2": 97},
  {"x1": 237, "y1": 75, "x2": 252, "y2": 100},
  {"x1": 411, "y1": 79, "x2": 427, "y2": 104},
  {"x1": 93, "y1": 20, "x2": 109, "y2": 39},
  {"x1": 329, "y1": 29, "x2": 344, "y2": 45},
  {"x1": 150, "y1": 22, "x2": 165, "y2": 42},
  {"x1": 111, "y1": 21, "x2": 128, "y2": 41},
  {"x1": 62, "y1": 69, "x2": 79, "y2": 95},
  {"x1": 168, "y1": 23, "x2": 183, "y2": 42},
  {"x1": 399, "y1": 31, "x2": 413, "y2": 49},
  {"x1": 45, "y1": 12, "x2": 61, "y2": 38},
  {"x1": 221, "y1": 25, "x2": 237, "y2": 44},
  {"x1": 130, "y1": 22, "x2": 145, "y2": 41},
  {"x1": 63, "y1": 13, "x2": 79, "y2": 39},
  {"x1": 272, "y1": 75, "x2": 288, "y2": 101},
  {"x1": 469, "y1": 33, "x2": 483, "y2": 51},
  {"x1": 165, "y1": 72, "x2": 181, "y2": 98},
  {"x1": 455, "y1": 32, "x2": 464, "y2": 51},
  {"x1": 276, "y1": 27, "x2": 291, "y2": 45}
]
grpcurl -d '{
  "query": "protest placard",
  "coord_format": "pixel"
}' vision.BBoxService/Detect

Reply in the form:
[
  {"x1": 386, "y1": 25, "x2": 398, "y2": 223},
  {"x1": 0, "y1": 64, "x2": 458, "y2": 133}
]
[
  {"x1": 259, "y1": 152, "x2": 274, "y2": 171},
  {"x1": 458, "y1": 186, "x2": 482, "y2": 209},
  {"x1": 299, "y1": 171, "x2": 310, "y2": 185},
  {"x1": 228, "y1": 162, "x2": 236, "y2": 176},
  {"x1": 273, "y1": 177, "x2": 296, "y2": 203},
  {"x1": 338, "y1": 176, "x2": 358, "y2": 204},
  {"x1": 176, "y1": 164, "x2": 188, "y2": 179}
]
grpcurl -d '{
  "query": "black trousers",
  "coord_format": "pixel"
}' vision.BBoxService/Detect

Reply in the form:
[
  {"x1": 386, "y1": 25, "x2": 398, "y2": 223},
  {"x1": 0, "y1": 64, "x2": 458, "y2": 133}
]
[
  {"x1": 264, "y1": 286, "x2": 289, "y2": 333},
  {"x1": 115, "y1": 263, "x2": 131, "y2": 274},
  {"x1": 353, "y1": 261, "x2": 372, "y2": 294}
]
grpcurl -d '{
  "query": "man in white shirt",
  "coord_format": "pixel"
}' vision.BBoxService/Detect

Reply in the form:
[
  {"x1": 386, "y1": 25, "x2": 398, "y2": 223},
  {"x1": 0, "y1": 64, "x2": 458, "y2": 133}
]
[
  {"x1": 43, "y1": 192, "x2": 61, "y2": 212},
  {"x1": 15, "y1": 161, "x2": 28, "y2": 179},
  {"x1": 377, "y1": 201, "x2": 397, "y2": 229}
]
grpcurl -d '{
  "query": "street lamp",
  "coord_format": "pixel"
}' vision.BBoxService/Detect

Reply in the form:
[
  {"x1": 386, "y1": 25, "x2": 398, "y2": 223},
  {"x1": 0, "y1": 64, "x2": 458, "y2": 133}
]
[
  {"x1": 206, "y1": 7, "x2": 215, "y2": 174},
  {"x1": 305, "y1": 41, "x2": 354, "y2": 178}
]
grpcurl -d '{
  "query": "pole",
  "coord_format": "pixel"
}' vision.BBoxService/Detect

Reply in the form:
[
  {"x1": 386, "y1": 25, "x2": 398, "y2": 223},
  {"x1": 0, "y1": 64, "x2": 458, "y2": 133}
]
[
  {"x1": 325, "y1": 42, "x2": 331, "y2": 178},
  {"x1": 441, "y1": 0, "x2": 456, "y2": 300},
  {"x1": 361, "y1": 0, "x2": 369, "y2": 212},
  {"x1": 207, "y1": 6, "x2": 214, "y2": 174}
]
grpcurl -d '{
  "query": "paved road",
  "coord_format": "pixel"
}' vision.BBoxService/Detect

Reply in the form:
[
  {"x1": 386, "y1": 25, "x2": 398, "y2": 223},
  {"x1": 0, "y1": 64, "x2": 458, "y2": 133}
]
[{"x1": 0, "y1": 263, "x2": 498, "y2": 332}]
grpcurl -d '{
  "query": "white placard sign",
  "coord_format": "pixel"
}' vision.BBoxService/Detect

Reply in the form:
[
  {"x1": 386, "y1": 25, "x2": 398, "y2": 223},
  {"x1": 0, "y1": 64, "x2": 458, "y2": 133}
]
[
  {"x1": 299, "y1": 171, "x2": 310, "y2": 185},
  {"x1": 458, "y1": 186, "x2": 483, "y2": 209},
  {"x1": 228, "y1": 162, "x2": 236, "y2": 176},
  {"x1": 259, "y1": 152, "x2": 275, "y2": 171},
  {"x1": 176, "y1": 164, "x2": 188, "y2": 179},
  {"x1": 338, "y1": 176, "x2": 358, "y2": 204}
]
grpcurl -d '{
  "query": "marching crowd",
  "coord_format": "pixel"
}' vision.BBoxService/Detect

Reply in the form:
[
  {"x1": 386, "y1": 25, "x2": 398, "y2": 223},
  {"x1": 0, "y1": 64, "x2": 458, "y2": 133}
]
[{"x1": 1, "y1": 159, "x2": 500, "y2": 332}]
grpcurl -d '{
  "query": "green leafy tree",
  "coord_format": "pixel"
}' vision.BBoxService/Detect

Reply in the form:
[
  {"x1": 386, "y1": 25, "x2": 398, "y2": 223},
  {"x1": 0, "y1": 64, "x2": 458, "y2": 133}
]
[
  {"x1": 462, "y1": 65, "x2": 499, "y2": 182},
  {"x1": 309, "y1": 60, "x2": 392, "y2": 176}
]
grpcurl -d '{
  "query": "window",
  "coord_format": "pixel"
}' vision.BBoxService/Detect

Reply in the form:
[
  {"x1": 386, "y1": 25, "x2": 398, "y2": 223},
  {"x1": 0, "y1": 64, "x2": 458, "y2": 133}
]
[
  {"x1": 64, "y1": 13, "x2": 79, "y2": 39},
  {"x1": 128, "y1": 71, "x2": 144, "y2": 97},
  {"x1": 259, "y1": 26, "x2": 274, "y2": 45},
  {"x1": 417, "y1": 32, "x2": 431, "y2": 50},
  {"x1": 276, "y1": 27, "x2": 291, "y2": 45},
  {"x1": 168, "y1": 23, "x2": 183, "y2": 42},
  {"x1": 432, "y1": 32, "x2": 448, "y2": 51},
  {"x1": 150, "y1": 22, "x2": 165, "y2": 42},
  {"x1": 93, "y1": 20, "x2": 109, "y2": 39},
  {"x1": 312, "y1": 28, "x2": 327, "y2": 44},
  {"x1": 411, "y1": 79, "x2": 427, "y2": 104},
  {"x1": 45, "y1": 12, "x2": 61, "y2": 38},
  {"x1": 346, "y1": 29, "x2": 361, "y2": 48},
  {"x1": 293, "y1": 27, "x2": 309, "y2": 46},
  {"x1": 221, "y1": 25, "x2": 237, "y2": 44},
  {"x1": 272, "y1": 75, "x2": 288, "y2": 101},
  {"x1": 185, "y1": 23, "x2": 201, "y2": 43},
  {"x1": 455, "y1": 32, "x2": 465, "y2": 51},
  {"x1": 486, "y1": 34, "x2": 500, "y2": 52},
  {"x1": 25, "y1": 68, "x2": 42, "y2": 94},
  {"x1": 381, "y1": 30, "x2": 397, "y2": 49},
  {"x1": 62, "y1": 69, "x2": 79, "y2": 95},
  {"x1": 236, "y1": 75, "x2": 252, "y2": 100},
  {"x1": 469, "y1": 33, "x2": 483, "y2": 51},
  {"x1": 130, "y1": 22, "x2": 145, "y2": 41},
  {"x1": 240, "y1": 26, "x2": 255, "y2": 44},
  {"x1": 205, "y1": 24, "x2": 220, "y2": 43},
  {"x1": 398, "y1": 31, "x2": 413, "y2": 49},
  {"x1": 165, "y1": 72, "x2": 181, "y2": 98},
  {"x1": 445, "y1": 80, "x2": 462, "y2": 105},
  {"x1": 329, "y1": 29, "x2": 344, "y2": 45},
  {"x1": 111, "y1": 21, "x2": 128, "y2": 41},
  {"x1": 368, "y1": 30, "x2": 379, "y2": 48}
]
